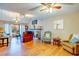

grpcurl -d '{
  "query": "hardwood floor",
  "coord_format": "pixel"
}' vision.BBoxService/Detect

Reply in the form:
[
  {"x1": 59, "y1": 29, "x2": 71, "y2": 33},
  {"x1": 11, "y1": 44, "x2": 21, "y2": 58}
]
[{"x1": 0, "y1": 37, "x2": 73, "y2": 56}]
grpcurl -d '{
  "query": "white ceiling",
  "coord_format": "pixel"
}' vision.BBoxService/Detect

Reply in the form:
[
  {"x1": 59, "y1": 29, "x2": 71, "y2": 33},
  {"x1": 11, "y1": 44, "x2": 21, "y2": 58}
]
[
  {"x1": 0, "y1": 3, "x2": 79, "y2": 23},
  {"x1": 0, "y1": 3, "x2": 40, "y2": 14}
]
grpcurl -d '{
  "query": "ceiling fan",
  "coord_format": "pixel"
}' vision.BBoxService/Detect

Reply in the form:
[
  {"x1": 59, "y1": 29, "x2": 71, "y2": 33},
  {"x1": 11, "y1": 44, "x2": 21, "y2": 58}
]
[
  {"x1": 40, "y1": 3, "x2": 62, "y2": 11},
  {"x1": 29, "y1": 3, "x2": 62, "y2": 12},
  {"x1": 29, "y1": 3, "x2": 75, "y2": 12}
]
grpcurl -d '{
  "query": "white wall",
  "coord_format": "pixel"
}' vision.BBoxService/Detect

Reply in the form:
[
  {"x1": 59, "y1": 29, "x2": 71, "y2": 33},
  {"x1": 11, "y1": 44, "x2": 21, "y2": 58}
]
[{"x1": 41, "y1": 11, "x2": 79, "y2": 40}]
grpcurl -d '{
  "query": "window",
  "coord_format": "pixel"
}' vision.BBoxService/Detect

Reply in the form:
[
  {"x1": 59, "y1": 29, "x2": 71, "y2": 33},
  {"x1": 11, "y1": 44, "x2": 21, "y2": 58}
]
[
  {"x1": 53, "y1": 20, "x2": 64, "y2": 30},
  {"x1": 4, "y1": 24, "x2": 10, "y2": 35},
  {"x1": 19, "y1": 25, "x2": 25, "y2": 35}
]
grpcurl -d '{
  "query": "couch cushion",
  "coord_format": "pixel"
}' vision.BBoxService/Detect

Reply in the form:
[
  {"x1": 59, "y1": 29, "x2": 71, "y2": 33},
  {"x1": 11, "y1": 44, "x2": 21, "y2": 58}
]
[{"x1": 62, "y1": 42, "x2": 74, "y2": 48}]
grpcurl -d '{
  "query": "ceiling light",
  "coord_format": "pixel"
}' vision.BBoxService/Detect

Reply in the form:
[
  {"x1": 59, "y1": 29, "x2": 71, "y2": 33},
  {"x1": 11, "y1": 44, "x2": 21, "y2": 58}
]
[
  {"x1": 15, "y1": 20, "x2": 18, "y2": 23},
  {"x1": 25, "y1": 14, "x2": 35, "y2": 18},
  {"x1": 15, "y1": 17, "x2": 20, "y2": 23}
]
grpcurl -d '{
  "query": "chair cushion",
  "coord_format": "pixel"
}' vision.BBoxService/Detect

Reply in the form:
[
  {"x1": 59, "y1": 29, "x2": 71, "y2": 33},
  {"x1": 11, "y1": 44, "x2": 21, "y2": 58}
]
[{"x1": 43, "y1": 32, "x2": 51, "y2": 40}]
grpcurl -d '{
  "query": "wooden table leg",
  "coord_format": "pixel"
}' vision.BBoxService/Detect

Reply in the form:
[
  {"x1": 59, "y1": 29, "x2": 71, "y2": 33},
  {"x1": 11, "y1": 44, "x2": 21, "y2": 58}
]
[
  {"x1": 2, "y1": 39, "x2": 4, "y2": 46},
  {"x1": 0, "y1": 40, "x2": 2, "y2": 46},
  {"x1": 7, "y1": 38, "x2": 8, "y2": 46}
]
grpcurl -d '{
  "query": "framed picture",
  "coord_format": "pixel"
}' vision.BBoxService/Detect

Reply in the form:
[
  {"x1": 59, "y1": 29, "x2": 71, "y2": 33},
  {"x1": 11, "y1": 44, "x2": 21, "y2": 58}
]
[{"x1": 32, "y1": 20, "x2": 37, "y2": 25}]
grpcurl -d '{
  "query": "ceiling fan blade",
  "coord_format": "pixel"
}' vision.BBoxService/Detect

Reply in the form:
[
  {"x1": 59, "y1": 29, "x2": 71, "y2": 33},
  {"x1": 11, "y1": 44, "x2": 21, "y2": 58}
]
[
  {"x1": 40, "y1": 8, "x2": 47, "y2": 11},
  {"x1": 41, "y1": 3, "x2": 47, "y2": 6},
  {"x1": 29, "y1": 6, "x2": 40, "y2": 11},
  {"x1": 41, "y1": 3, "x2": 51, "y2": 8},
  {"x1": 52, "y1": 6, "x2": 62, "y2": 9}
]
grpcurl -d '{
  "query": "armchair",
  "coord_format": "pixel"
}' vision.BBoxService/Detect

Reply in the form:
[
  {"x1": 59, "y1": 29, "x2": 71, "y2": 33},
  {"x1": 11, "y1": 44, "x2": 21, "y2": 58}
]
[
  {"x1": 42, "y1": 31, "x2": 52, "y2": 43},
  {"x1": 62, "y1": 34, "x2": 79, "y2": 55}
]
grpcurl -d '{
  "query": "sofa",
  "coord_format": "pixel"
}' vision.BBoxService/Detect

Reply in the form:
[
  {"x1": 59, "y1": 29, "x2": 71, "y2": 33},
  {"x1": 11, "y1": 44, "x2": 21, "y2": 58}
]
[{"x1": 62, "y1": 34, "x2": 79, "y2": 55}]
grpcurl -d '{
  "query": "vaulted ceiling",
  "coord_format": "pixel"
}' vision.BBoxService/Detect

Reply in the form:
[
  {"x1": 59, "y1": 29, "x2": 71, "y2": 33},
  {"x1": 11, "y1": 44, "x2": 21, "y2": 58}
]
[
  {"x1": 0, "y1": 3, "x2": 79, "y2": 24},
  {"x1": 0, "y1": 3, "x2": 40, "y2": 14}
]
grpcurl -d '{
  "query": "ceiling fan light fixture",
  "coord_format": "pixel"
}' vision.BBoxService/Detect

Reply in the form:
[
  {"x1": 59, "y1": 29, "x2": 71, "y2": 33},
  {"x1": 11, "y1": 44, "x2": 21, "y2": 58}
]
[
  {"x1": 15, "y1": 20, "x2": 18, "y2": 23},
  {"x1": 15, "y1": 17, "x2": 20, "y2": 23},
  {"x1": 45, "y1": 7, "x2": 60, "y2": 14},
  {"x1": 45, "y1": 9, "x2": 49, "y2": 13},
  {"x1": 49, "y1": 8, "x2": 53, "y2": 13}
]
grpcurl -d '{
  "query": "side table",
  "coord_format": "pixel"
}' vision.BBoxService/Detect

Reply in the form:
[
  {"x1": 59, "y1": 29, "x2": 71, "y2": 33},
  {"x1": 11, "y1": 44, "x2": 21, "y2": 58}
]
[{"x1": 53, "y1": 37, "x2": 61, "y2": 46}]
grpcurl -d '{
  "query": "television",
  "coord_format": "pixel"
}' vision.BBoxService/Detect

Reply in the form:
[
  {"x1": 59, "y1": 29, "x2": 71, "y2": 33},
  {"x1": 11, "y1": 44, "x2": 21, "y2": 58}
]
[{"x1": 32, "y1": 20, "x2": 37, "y2": 25}]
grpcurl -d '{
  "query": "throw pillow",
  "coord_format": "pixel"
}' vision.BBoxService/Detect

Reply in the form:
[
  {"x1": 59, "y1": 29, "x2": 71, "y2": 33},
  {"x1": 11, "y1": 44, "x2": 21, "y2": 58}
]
[
  {"x1": 69, "y1": 35, "x2": 79, "y2": 44},
  {"x1": 75, "y1": 34, "x2": 79, "y2": 39}
]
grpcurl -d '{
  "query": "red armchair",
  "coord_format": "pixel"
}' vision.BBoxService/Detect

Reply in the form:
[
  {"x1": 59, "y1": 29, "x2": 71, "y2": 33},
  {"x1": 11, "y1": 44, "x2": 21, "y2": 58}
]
[{"x1": 23, "y1": 31, "x2": 34, "y2": 42}]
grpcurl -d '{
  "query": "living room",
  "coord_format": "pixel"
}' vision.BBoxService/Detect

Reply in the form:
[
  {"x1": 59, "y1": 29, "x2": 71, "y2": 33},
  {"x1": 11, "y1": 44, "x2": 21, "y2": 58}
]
[{"x1": 0, "y1": 3, "x2": 79, "y2": 56}]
